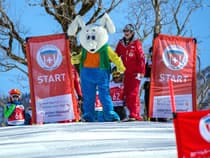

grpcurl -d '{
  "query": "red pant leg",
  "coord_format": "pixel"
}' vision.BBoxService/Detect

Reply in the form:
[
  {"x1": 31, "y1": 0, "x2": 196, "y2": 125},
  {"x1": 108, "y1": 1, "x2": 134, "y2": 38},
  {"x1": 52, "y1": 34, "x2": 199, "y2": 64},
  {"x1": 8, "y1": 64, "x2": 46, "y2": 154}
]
[{"x1": 124, "y1": 73, "x2": 141, "y2": 118}]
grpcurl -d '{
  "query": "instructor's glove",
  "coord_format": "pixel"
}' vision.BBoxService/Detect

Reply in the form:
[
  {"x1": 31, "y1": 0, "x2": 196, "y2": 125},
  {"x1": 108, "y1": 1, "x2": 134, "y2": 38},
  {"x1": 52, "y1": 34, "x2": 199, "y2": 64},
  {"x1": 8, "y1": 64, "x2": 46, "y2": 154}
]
[{"x1": 135, "y1": 73, "x2": 144, "y2": 80}]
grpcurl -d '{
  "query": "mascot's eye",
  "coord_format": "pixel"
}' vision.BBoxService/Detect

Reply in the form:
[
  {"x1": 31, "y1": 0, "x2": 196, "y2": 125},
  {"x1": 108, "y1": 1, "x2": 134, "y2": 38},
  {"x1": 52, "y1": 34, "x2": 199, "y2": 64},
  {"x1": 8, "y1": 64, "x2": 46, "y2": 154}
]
[
  {"x1": 91, "y1": 35, "x2": 96, "y2": 40},
  {"x1": 86, "y1": 35, "x2": 96, "y2": 40},
  {"x1": 87, "y1": 35, "x2": 90, "y2": 40}
]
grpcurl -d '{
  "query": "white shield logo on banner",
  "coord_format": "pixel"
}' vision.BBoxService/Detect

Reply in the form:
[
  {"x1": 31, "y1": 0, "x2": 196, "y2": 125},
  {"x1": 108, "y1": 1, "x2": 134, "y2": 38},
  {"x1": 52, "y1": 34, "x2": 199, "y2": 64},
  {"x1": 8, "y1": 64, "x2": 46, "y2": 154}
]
[{"x1": 37, "y1": 44, "x2": 62, "y2": 71}]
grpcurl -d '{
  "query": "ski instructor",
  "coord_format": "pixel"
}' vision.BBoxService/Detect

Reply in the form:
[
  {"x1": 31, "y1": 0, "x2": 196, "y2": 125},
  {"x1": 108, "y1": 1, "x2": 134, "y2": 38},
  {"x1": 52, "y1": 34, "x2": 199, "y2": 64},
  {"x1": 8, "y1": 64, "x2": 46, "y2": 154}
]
[{"x1": 115, "y1": 24, "x2": 145, "y2": 121}]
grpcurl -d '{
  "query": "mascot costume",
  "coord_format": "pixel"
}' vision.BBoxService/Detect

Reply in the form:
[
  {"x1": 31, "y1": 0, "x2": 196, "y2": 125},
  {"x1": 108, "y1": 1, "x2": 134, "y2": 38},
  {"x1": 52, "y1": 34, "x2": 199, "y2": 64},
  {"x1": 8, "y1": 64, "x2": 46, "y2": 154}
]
[{"x1": 68, "y1": 13, "x2": 125, "y2": 122}]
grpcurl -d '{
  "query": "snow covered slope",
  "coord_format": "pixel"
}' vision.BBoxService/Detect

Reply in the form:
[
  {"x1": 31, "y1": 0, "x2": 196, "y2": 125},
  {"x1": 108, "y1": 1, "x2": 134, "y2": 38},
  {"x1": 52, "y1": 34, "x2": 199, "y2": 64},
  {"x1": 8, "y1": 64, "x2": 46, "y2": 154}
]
[{"x1": 0, "y1": 122, "x2": 177, "y2": 158}]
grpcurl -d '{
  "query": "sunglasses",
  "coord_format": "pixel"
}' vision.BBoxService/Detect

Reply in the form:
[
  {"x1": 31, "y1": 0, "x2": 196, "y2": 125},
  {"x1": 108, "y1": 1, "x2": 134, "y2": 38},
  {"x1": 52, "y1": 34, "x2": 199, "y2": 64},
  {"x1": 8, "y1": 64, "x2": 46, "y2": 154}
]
[
  {"x1": 12, "y1": 95, "x2": 19, "y2": 98},
  {"x1": 113, "y1": 77, "x2": 121, "y2": 79},
  {"x1": 123, "y1": 30, "x2": 130, "y2": 33}
]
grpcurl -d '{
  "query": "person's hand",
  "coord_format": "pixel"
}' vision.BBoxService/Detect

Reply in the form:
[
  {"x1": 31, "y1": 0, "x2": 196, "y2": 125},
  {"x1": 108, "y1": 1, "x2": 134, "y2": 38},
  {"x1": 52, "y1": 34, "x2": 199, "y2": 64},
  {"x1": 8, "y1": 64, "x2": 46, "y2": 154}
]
[
  {"x1": 77, "y1": 95, "x2": 83, "y2": 114},
  {"x1": 135, "y1": 73, "x2": 144, "y2": 80},
  {"x1": 117, "y1": 65, "x2": 126, "y2": 73},
  {"x1": 77, "y1": 95, "x2": 83, "y2": 106}
]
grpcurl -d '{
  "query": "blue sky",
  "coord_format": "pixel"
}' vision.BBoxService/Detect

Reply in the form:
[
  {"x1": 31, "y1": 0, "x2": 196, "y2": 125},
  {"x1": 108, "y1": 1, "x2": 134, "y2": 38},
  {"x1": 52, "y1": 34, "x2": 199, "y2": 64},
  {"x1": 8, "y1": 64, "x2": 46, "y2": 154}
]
[
  {"x1": 0, "y1": 1, "x2": 210, "y2": 96},
  {"x1": 190, "y1": 8, "x2": 210, "y2": 69}
]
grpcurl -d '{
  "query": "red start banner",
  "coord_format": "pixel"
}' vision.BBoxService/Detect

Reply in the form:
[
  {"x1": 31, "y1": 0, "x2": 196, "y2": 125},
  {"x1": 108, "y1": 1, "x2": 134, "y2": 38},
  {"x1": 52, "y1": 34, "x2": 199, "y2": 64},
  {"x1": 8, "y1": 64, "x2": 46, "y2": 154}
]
[
  {"x1": 173, "y1": 110, "x2": 210, "y2": 157},
  {"x1": 26, "y1": 33, "x2": 78, "y2": 124},
  {"x1": 149, "y1": 34, "x2": 197, "y2": 118}
]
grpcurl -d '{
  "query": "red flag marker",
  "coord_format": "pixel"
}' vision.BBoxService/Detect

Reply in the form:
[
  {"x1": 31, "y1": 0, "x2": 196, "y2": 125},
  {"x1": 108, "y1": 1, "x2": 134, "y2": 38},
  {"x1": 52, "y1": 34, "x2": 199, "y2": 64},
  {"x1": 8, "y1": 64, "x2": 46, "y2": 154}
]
[{"x1": 168, "y1": 79, "x2": 176, "y2": 113}]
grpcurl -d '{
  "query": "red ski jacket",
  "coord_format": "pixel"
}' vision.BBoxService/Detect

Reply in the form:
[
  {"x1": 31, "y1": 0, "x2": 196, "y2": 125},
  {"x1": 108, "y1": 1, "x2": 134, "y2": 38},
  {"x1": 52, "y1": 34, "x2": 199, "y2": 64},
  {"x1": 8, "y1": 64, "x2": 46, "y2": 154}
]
[{"x1": 115, "y1": 39, "x2": 145, "y2": 75}]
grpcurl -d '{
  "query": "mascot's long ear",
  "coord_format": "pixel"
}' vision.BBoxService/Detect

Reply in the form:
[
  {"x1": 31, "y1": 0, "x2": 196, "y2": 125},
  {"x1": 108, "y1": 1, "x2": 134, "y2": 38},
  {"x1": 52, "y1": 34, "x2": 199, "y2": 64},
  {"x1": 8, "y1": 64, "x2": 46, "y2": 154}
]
[
  {"x1": 100, "y1": 13, "x2": 116, "y2": 34},
  {"x1": 67, "y1": 15, "x2": 85, "y2": 36}
]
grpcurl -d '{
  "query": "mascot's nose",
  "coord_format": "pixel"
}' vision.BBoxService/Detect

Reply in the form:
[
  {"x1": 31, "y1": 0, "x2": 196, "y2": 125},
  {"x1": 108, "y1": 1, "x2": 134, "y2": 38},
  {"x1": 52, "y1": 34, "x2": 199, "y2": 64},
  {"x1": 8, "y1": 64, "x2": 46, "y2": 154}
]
[{"x1": 88, "y1": 41, "x2": 97, "y2": 51}]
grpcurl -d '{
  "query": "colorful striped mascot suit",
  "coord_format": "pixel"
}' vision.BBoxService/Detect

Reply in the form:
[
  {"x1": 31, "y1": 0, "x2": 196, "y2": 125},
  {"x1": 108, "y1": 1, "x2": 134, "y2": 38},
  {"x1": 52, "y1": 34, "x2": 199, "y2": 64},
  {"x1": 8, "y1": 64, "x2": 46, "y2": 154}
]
[{"x1": 68, "y1": 13, "x2": 125, "y2": 122}]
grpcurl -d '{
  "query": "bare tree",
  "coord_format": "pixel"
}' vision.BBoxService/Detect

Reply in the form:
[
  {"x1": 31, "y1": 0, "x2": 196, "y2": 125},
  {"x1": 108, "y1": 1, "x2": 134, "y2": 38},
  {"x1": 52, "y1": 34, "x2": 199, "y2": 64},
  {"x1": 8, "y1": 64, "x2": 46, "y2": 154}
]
[
  {"x1": 0, "y1": 1, "x2": 28, "y2": 74},
  {"x1": 0, "y1": 0, "x2": 123, "y2": 76},
  {"x1": 127, "y1": 0, "x2": 207, "y2": 42}
]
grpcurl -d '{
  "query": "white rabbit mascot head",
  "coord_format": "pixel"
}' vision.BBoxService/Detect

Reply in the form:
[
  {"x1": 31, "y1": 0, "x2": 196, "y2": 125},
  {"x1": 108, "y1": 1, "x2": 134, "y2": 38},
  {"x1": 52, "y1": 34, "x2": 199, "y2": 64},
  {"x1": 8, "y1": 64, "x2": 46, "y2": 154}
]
[{"x1": 67, "y1": 13, "x2": 115, "y2": 53}]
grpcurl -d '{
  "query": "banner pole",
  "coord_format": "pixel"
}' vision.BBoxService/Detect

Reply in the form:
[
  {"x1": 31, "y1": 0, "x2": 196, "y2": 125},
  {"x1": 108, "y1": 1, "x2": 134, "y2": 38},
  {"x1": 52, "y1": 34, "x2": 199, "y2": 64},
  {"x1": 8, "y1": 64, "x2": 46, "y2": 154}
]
[{"x1": 168, "y1": 79, "x2": 176, "y2": 118}]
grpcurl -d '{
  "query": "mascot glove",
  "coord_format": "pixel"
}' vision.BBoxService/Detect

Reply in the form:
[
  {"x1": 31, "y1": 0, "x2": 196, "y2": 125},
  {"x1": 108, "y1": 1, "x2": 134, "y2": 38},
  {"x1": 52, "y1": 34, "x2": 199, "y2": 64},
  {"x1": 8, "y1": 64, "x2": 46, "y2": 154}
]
[
  {"x1": 117, "y1": 65, "x2": 126, "y2": 74},
  {"x1": 135, "y1": 73, "x2": 144, "y2": 80},
  {"x1": 71, "y1": 52, "x2": 82, "y2": 65}
]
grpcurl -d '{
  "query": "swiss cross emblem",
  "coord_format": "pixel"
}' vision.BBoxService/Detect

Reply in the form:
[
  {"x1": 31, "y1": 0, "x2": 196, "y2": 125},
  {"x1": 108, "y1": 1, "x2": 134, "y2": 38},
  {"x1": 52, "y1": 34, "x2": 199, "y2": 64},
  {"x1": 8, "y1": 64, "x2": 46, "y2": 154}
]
[
  {"x1": 37, "y1": 45, "x2": 62, "y2": 71},
  {"x1": 162, "y1": 45, "x2": 188, "y2": 71},
  {"x1": 167, "y1": 51, "x2": 184, "y2": 67},
  {"x1": 40, "y1": 50, "x2": 57, "y2": 67}
]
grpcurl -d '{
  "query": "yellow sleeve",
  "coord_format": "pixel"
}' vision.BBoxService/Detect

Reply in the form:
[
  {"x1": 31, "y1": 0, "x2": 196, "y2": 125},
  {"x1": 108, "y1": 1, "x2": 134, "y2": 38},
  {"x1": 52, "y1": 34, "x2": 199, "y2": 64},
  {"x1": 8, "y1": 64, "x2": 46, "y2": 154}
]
[
  {"x1": 107, "y1": 46, "x2": 125, "y2": 73},
  {"x1": 71, "y1": 52, "x2": 82, "y2": 65}
]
